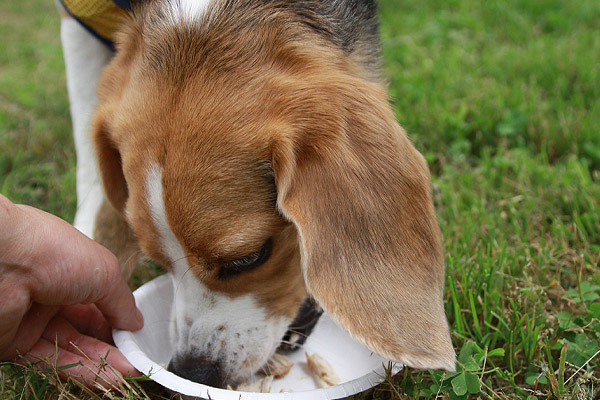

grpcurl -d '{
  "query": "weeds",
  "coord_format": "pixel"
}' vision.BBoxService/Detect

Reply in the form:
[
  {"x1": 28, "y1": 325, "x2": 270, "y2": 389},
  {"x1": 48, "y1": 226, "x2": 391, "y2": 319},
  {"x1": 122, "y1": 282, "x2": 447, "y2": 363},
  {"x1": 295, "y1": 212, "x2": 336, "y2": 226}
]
[{"x1": 1, "y1": 0, "x2": 599, "y2": 398}]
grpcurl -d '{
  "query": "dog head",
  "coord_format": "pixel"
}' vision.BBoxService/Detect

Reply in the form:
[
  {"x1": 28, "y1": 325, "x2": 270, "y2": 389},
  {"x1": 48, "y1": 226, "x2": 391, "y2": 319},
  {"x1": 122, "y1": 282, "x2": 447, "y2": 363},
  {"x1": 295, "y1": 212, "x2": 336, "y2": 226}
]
[{"x1": 92, "y1": 1, "x2": 455, "y2": 387}]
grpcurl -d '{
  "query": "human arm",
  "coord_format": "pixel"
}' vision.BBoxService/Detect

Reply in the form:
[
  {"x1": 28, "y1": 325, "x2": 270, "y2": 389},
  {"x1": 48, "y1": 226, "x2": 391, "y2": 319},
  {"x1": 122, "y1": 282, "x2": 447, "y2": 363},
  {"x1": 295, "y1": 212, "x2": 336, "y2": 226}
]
[{"x1": 0, "y1": 194, "x2": 144, "y2": 387}]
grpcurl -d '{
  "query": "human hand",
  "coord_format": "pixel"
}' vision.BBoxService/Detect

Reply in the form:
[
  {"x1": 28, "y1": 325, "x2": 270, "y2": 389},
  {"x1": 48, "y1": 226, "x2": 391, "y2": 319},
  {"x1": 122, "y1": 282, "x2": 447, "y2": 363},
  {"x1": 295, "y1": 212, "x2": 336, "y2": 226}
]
[{"x1": 0, "y1": 195, "x2": 144, "y2": 388}]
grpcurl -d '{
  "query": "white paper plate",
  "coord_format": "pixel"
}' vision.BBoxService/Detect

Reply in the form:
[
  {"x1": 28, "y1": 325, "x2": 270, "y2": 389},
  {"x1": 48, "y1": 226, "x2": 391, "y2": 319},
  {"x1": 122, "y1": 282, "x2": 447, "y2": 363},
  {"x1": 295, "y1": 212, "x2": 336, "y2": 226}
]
[{"x1": 113, "y1": 274, "x2": 402, "y2": 399}]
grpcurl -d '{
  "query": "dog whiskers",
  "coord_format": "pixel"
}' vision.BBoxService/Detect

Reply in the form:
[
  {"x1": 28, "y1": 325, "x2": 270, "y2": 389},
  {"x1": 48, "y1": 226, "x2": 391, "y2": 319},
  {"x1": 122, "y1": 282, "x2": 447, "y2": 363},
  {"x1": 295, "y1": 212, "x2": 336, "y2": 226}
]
[
  {"x1": 170, "y1": 257, "x2": 209, "y2": 294},
  {"x1": 283, "y1": 329, "x2": 310, "y2": 339}
]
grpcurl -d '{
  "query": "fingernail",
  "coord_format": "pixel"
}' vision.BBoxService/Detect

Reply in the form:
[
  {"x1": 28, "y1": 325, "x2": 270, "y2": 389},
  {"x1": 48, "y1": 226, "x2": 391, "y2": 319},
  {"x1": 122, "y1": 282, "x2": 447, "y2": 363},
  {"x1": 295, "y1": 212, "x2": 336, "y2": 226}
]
[{"x1": 135, "y1": 307, "x2": 144, "y2": 330}]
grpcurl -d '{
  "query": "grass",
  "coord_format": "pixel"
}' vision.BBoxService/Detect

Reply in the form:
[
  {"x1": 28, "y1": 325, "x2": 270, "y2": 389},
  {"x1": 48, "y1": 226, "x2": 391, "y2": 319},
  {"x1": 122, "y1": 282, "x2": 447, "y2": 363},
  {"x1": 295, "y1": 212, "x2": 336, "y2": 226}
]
[{"x1": 1, "y1": 0, "x2": 599, "y2": 399}]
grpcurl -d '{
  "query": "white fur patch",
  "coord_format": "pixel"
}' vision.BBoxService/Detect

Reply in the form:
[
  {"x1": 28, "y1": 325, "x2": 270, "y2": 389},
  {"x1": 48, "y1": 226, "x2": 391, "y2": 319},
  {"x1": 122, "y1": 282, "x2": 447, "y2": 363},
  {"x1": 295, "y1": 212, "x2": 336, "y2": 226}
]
[
  {"x1": 61, "y1": 18, "x2": 113, "y2": 238},
  {"x1": 166, "y1": 0, "x2": 214, "y2": 24},
  {"x1": 145, "y1": 164, "x2": 291, "y2": 383},
  {"x1": 146, "y1": 165, "x2": 187, "y2": 267}
]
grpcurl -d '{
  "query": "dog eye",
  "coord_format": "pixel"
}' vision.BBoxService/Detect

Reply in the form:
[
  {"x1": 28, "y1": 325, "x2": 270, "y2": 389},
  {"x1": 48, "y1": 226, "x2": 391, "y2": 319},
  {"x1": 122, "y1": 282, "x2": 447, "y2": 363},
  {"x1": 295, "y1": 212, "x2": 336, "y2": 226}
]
[{"x1": 217, "y1": 238, "x2": 273, "y2": 280}]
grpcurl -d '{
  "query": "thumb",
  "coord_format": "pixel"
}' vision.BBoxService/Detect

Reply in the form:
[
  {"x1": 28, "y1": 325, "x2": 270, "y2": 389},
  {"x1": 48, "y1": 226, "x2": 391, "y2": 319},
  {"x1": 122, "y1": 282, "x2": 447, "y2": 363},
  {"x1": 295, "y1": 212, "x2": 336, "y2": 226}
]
[
  {"x1": 18, "y1": 204, "x2": 144, "y2": 332},
  {"x1": 84, "y1": 248, "x2": 145, "y2": 332}
]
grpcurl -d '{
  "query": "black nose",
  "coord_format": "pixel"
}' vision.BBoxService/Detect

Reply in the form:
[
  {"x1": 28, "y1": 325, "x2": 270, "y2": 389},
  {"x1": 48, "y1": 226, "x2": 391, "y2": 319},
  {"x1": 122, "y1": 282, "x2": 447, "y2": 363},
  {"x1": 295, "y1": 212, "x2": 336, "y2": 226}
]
[{"x1": 167, "y1": 354, "x2": 225, "y2": 388}]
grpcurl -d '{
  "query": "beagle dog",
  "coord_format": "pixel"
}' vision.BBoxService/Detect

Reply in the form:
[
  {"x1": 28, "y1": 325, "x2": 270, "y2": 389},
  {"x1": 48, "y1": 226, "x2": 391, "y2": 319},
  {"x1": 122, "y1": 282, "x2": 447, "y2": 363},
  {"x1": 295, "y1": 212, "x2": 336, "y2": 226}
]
[{"x1": 59, "y1": 0, "x2": 455, "y2": 388}]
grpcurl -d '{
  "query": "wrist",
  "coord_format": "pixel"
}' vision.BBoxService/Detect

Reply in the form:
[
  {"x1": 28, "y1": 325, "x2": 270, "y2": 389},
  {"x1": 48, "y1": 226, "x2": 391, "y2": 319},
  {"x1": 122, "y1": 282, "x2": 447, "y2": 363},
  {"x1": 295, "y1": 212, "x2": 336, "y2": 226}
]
[
  {"x1": 0, "y1": 195, "x2": 22, "y2": 263},
  {"x1": 0, "y1": 196, "x2": 38, "y2": 278}
]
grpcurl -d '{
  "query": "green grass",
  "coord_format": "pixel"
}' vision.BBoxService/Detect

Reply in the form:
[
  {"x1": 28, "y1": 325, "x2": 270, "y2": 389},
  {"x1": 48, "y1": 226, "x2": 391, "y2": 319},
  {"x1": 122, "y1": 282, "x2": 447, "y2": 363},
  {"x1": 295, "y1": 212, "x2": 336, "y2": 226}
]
[
  {"x1": 379, "y1": 0, "x2": 600, "y2": 177},
  {"x1": 1, "y1": 0, "x2": 599, "y2": 399},
  {"x1": 0, "y1": 0, "x2": 76, "y2": 220}
]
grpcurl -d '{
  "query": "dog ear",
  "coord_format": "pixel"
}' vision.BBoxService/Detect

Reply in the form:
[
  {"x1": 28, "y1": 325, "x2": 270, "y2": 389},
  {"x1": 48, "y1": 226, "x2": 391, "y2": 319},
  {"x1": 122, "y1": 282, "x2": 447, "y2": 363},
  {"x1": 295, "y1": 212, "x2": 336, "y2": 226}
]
[
  {"x1": 92, "y1": 112, "x2": 129, "y2": 214},
  {"x1": 89, "y1": 21, "x2": 141, "y2": 215},
  {"x1": 271, "y1": 73, "x2": 455, "y2": 371}
]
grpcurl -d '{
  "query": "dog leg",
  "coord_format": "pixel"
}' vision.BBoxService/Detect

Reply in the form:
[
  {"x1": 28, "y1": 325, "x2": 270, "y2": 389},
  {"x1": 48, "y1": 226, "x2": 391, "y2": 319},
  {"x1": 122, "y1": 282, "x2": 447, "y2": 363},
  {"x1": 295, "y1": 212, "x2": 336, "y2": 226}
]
[
  {"x1": 60, "y1": 16, "x2": 113, "y2": 238},
  {"x1": 94, "y1": 199, "x2": 140, "y2": 280}
]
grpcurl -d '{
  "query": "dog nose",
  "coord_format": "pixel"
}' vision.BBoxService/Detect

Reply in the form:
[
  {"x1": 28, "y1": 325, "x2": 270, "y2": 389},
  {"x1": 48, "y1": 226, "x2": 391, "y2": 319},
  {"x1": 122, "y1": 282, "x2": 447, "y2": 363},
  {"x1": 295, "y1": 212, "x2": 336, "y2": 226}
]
[{"x1": 167, "y1": 354, "x2": 225, "y2": 387}]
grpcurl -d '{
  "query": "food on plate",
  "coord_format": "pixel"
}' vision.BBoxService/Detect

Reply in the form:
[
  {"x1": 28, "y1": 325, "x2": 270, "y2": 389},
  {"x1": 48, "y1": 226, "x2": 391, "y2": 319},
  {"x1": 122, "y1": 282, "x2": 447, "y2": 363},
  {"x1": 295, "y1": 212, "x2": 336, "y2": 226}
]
[
  {"x1": 235, "y1": 375, "x2": 274, "y2": 393},
  {"x1": 261, "y1": 353, "x2": 294, "y2": 379},
  {"x1": 229, "y1": 353, "x2": 293, "y2": 393},
  {"x1": 305, "y1": 352, "x2": 341, "y2": 388}
]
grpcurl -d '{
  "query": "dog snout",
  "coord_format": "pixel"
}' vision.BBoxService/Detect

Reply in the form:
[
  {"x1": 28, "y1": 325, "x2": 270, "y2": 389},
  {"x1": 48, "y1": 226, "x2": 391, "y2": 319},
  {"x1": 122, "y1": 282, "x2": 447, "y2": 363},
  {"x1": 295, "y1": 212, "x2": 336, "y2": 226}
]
[{"x1": 167, "y1": 354, "x2": 225, "y2": 388}]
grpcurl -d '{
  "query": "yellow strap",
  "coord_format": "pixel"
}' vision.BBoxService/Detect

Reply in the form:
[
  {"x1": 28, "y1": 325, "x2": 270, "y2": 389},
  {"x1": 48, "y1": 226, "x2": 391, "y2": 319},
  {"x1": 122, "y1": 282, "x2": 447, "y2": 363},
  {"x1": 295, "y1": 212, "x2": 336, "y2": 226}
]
[
  {"x1": 62, "y1": 0, "x2": 128, "y2": 42},
  {"x1": 62, "y1": 0, "x2": 114, "y2": 18}
]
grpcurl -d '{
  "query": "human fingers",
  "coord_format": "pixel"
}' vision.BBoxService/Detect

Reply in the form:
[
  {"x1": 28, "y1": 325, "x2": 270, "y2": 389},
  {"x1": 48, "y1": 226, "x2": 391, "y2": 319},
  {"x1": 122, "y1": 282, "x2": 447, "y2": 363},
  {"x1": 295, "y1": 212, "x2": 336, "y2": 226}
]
[
  {"x1": 41, "y1": 316, "x2": 140, "y2": 378},
  {"x1": 24, "y1": 337, "x2": 125, "y2": 389},
  {"x1": 59, "y1": 304, "x2": 113, "y2": 344},
  {"x1": 16, "y1": 205, "x2": 143, "y2": 332},
  {"x1": 0, "y1": 303, "x2": 59, "y2": 360}
]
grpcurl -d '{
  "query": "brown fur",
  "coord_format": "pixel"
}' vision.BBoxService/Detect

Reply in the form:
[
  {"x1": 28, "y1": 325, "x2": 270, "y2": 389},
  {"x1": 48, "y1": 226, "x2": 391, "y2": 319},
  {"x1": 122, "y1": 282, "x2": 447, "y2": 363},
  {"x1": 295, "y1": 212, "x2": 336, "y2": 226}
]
[
  {"x1": 92, "y1": 1, "x2": 455, "y2": 372},
  {"x1": 270, "y1": 65, "x2": 454, "y2": 369},
  {"x1": 94, "y1": 199, "x2": 140, "y2": 280}
]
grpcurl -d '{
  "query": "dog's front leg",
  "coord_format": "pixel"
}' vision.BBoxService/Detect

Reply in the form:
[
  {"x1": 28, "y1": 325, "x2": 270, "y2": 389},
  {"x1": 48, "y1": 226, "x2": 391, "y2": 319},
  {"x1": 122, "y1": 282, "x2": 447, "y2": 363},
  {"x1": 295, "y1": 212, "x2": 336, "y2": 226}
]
[
  {"x1": 60, "y1": 16, "x2": 113, "y2": 238},
  {"x1": 94, "y1": 199, "x2": 140, "y2": 281}
]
